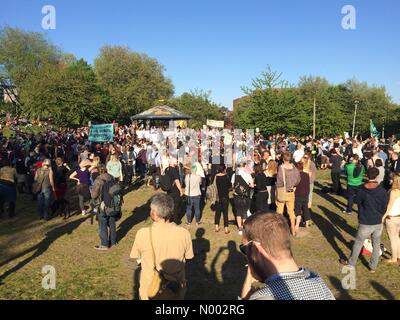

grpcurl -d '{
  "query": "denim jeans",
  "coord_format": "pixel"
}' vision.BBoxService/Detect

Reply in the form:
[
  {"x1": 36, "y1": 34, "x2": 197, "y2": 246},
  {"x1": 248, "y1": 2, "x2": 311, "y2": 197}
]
[
  {"x1": 98, "y1": 213, "x2": 117, "y2": 247},
  {"x1": 186, "y1": 195, "x2": 201, "y2": 223},
  {"x1": 37, "y1": 188, "x2": 52, "y2": 219},
  {"x1": 346, "y1": 185, "x2": 360, "y2": 213},
  {"x1": 349, "y1": 224, "x2": 383, "y2": 270}
]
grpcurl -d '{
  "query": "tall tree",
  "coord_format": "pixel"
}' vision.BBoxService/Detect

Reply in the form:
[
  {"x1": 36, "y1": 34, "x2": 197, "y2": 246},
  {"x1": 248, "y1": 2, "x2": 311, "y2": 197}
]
[
  {"x1": 0, "y1": 27, "x2": 61, "y2": 111},
  {"x1": 94, "y1": 46, "x2": 174, "y2": 122},
  {"x1": 21, "y1": 59, "x2": 112, "y2": 125}
]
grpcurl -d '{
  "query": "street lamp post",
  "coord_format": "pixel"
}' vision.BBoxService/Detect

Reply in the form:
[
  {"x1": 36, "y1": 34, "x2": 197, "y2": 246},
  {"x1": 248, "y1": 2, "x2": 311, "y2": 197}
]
[{"x1": 352, "y1": 100, "x2": 359, "y2": 138}]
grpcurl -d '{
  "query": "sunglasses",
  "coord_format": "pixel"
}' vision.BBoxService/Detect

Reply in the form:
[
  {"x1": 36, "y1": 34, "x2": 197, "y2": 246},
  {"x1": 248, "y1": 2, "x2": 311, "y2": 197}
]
[{"x1": 239, "y1": 240, "x2": 260, "y2": 256}]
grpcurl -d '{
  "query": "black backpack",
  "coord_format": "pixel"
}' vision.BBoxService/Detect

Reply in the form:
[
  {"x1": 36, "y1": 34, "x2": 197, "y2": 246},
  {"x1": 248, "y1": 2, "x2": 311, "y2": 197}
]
[
  {"x1": 234, "y1": 175, "x2": 250, "y2": 198},
  {"x1": 160, "y1": 167, "x2": 173, "y2": 192},
  {"x1": 100, "y1": 179, "x2": 123, "y2": 218}
]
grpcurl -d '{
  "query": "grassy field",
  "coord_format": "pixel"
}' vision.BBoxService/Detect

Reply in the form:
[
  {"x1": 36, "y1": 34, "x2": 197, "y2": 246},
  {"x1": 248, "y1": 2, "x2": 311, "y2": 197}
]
[{"x1": 0, "y1": 170, "x2": 399, "y2": 300}]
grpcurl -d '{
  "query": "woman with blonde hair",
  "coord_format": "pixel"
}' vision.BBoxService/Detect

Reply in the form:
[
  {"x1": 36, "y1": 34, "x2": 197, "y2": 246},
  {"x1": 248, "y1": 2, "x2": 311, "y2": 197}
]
[
  {"x1": 302, "y1": 151, "x2": 317, "y2": 209},
  {"x1": 107, "y1": 154, "x2": 123, "y2": 183},
  {"x1": 89, "y1": 155, "x2": 101, "y2": 183},
  {"x1": 382, "y1": 174, "x2": 400, "y2": 264},
  {"x1": 265, "y1": 160, "x2": 277, "y2": 210}
]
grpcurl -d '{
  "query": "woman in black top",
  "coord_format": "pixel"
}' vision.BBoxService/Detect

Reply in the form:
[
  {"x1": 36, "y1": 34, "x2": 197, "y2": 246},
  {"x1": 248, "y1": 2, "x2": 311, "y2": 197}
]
[
  {"x1": 214, "y1": 165, "x2": 231, "y2": 234},
  {"x1": 254, "y1": 164, "x2": 269, "y2": 214}
]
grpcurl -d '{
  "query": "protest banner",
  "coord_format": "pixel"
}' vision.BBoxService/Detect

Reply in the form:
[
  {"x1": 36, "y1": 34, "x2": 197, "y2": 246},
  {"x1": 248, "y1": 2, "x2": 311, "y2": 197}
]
[
  {"x1": 88, "y1": 124, "x2": 114, "y2": 142},
  {"x1": 207, "y1": 119, "x2": 224, "y2": 128}
]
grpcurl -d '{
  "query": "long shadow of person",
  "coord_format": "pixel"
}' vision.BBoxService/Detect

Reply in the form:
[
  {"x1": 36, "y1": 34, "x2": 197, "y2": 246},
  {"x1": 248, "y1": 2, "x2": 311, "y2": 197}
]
[
  {"x1": 186, "y1": 228, "x2": 221, "y2": 299},
  {"x1": 311, "y1": 208, "x2": 352, "y2": 261},
  {"x1": 116, "y1": 200, "x2": 151, "y2": 243},
  {"x1": 216, "y1": 240, "x2": 247, "y2": 300},
  {"x1": 318, "y1": 205, "x2": 358, "y2": 239},
  {"x1": 0, "y1": 216, "x2": 88, "y2": 284},
  {"x1": 314, "y1": 181, "x2": 351, "y2": 213},
  {"x1": 312, "y1": 207, "x2": 370, "y2": 268},
  {"x1": 123, "y1": 179, "x2": 145, "y2": 195},
  {"x1": 370, "y1": 280, "x2": 396, "y2": 300}
]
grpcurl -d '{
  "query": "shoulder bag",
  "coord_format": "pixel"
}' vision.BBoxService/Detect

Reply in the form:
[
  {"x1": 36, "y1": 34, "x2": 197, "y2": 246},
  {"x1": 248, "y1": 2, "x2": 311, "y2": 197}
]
[{"x1": 276, "y1": 167, "x2": 288, "y2": 203}]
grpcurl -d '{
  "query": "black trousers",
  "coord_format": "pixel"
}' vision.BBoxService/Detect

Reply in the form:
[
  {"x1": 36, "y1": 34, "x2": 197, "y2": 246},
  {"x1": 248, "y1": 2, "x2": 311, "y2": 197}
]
[
  {"x1": 255, "y1": 191, "x2": 269, "y2": 214},
  {"x1": 331, "y1": 172, "x2": 342, "y2": 195},
  {"x1": 169, "y1": 192, "x2": 183, "y2": 224},
  {"x1": 215, "y1": 198, "x2": 229, "y2": 227}
]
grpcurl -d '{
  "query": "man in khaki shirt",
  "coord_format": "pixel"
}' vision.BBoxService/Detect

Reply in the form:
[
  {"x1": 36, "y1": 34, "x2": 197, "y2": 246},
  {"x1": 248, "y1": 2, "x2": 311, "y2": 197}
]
[{"x1": 130, "y1": 193, "x2": 194, "y2": 300}]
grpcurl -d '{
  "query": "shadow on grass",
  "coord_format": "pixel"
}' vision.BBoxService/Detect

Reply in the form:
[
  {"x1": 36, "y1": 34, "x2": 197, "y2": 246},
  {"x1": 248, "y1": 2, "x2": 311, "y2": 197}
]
[
  {"x1": 314, "y1": 181, "x2": 350, "y2": 213},
  {"x1": 123, "y1": 179, "x2": 145, "y2": 195},
  {"x1": 370, "y1": 280, "x2": 395, "y2": 300},
  {"x1": 328, "y1": 276, "x2": 353, "y2": 300},
  {"x1": 116, "y1": 200, "x2": 151, "y2": 243},
  {"x1": 186, "y1": 228, "x2": 218, "y2": 299},
  {"x1": 186, "y1": 229, "x2": 247, "y2": 300},
  {"x1": 313, "y1": 206, "x2": 370, "y2": 268},
  {"x1": 0, "y1": 216, "x2": 88, "y2": 284},
  {"x1": 312, "y1": 207, "x2": 353, "y2": 261}
]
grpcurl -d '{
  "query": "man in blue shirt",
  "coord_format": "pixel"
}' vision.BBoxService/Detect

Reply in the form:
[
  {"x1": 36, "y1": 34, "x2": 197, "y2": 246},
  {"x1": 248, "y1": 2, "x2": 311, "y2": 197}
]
[{"x1": 378, "y1": 145, "x2": 388, "y2": 165}]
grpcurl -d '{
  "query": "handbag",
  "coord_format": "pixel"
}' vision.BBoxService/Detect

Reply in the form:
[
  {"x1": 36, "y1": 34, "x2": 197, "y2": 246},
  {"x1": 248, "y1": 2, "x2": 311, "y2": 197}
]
[
  {"x1": 147, "y1": 226, "x2": 182, "y2": 300},
  {"x1": 31, "y1": 181, "x2": 42, "y2": 195},
  {"x1": 276, "y1": 167, "x2": 289, "y2": 203},
  {"x1": 32, "y1": 168, "x2": 44, "y2": 195}
]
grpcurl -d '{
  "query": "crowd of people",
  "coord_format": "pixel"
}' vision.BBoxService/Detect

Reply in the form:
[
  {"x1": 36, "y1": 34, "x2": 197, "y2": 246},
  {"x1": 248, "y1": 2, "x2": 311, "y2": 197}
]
[{"x1": 1, "y1": 119, "x2": 400, "y2": 299}]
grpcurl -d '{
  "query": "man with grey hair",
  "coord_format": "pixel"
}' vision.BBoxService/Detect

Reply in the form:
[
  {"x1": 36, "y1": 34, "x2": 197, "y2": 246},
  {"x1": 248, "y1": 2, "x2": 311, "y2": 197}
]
[{"x1": 130, "y1": 193, "x2": 194, "y2": 300}]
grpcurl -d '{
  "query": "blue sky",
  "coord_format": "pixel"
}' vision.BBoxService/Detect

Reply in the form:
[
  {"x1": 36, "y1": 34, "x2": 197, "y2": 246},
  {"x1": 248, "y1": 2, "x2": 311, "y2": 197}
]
[{"x1": 1, "y1": 0, "x2": 399, "y2": 108}]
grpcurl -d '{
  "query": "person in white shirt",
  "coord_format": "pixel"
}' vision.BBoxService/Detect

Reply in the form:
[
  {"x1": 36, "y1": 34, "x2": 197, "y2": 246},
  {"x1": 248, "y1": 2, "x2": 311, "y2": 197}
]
[
  {"x1": 184, "y1": 165, "x2": 202, "y2": 225},
  {"x1": 382, "y1": 175, "x2": 400, "y2": 264},
  {"x1": 352, "y1": 141, "x2": 363, "y2": 158},
  {"x1": 293, "y1": 144, "x2": 305, "y2": 163}
]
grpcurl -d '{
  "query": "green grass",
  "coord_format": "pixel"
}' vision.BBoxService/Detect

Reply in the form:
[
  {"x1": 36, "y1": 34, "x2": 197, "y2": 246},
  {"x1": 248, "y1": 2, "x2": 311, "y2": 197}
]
[{"x1": 0, "y1": 171, "x2": 399, "y2": 300}]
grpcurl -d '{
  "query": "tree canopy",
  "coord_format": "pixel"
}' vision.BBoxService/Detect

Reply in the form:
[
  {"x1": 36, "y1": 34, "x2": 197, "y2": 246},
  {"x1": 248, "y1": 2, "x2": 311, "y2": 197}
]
[
  {"x1": 94, "y1": 46, "x2": 174, "y2": 122},
  {"x1": 234, "y1": 67, "x2": 400, "y2": 137}
]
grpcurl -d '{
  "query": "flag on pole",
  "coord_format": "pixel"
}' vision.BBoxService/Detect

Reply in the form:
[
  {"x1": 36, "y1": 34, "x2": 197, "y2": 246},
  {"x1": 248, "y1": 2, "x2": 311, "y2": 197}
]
[{"x1": 370, "y1": 119, "x2": 380, "y2": 138}]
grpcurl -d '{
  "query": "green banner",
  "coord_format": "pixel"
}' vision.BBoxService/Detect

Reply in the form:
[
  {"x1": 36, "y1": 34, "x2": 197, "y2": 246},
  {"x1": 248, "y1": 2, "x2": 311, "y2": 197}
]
[
  {"x1": 88, "y1": 124, "x2": 114, "y2": 142},
  {"x1": 370, "y1": 119, "x2": 380, "y2": 138}
]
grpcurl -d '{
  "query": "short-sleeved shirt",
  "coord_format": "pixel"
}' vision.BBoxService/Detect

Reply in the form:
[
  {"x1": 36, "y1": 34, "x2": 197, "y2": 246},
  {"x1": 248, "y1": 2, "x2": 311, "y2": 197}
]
[
  {"x1": 130, "y1": 222, "x2": 194, "y2": 300},
  {"x1": 184, "y1": 174, "x2": 201, "y2": 197}
]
